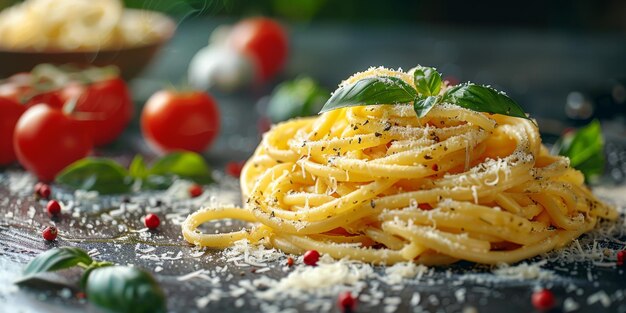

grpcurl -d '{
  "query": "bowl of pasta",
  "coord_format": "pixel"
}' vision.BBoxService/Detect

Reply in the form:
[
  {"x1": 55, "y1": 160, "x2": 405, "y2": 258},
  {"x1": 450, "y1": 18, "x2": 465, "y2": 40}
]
[{"x1": 0, "y1": 0, "x2": 175, "y2": 79}]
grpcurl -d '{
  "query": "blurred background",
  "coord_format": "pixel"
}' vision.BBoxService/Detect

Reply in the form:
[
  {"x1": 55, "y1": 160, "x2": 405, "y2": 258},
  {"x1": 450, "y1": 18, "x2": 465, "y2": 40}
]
[{"x1": 1, "y1": 0, "x2": 625, "y2": 181}]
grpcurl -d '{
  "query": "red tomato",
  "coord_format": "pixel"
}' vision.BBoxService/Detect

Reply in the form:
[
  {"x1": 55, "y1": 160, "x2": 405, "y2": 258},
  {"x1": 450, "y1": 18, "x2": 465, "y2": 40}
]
[
  {"x1": 14, "y1": 104, "x2": 92, "y2": 181},
  {"x1": 229, "y1": 17, "x2": 288, "y2": 80},
  {"x1": 62, "y1": 78, "x2": 133, "y2": 146},
  {"x1": 0, "y1": 97, "x2": 26, "y2": 165},
  {"x1": 141, "y1": 90, "x2": 220, "y2": 153},
  {"x1": 0, "y1": 81, "x2": 64, "y2": 109}
]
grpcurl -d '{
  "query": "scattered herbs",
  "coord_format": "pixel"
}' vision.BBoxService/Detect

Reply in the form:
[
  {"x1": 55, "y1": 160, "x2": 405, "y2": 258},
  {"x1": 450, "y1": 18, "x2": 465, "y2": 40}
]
[
  {"x1": 553, "y1": 119, "x2": 605, "y2": 182},
  {"x1": 56, "y1": 151, "x2": 213, "y2": 194},
  {"x1": 320, "y1": 65, "x2": 529, "y2": 121},
  {"x1": 16, "y1": 247, "x2": 166, "y2": 313}
]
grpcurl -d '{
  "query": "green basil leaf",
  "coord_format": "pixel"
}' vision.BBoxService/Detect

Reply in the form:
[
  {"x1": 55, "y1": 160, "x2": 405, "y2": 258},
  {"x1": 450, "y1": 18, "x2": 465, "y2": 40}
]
[
  {"x1": 442, "y1": 84, "x2": 528, "y2": 120},
  {"x1": 320, "y1": 76, "x2": 417, "y2": 113},
  {"x1": 14, "y1": 275, "x2": 78, "y2": 290},
  {"x1": 129, "y1": 155, "x2": 148, "y2": 179},
  {"x1": 80, "y1": 261, "x2": 113, "y2": 290},
  {"x1": 142, "y1": 175, "x2": 177, "y2": 191},
  {"x1": 148, "y1": 152, "x2": 213, "y2": 185},
  {"x1": 556, "y1": 120, "x2": 604, "y2": 181},
  {"x1": 86, "y1": 266, "x2": 166, "y2": 313},
  {"x1": 412, "y1": 66, "x2": 442, "y2": 96},
  {"x1": 56, "y1": 158, "x2": 133, "y2": 194},
  {"x1": 23, "y1": 247, "x2": 92, "y2": 276},
  {"x1": 267, "y1": 76, "x2": 329, "y2": 123},
  {"x1": 413, "y1": 96, "x2": 440, "y2": 118}
]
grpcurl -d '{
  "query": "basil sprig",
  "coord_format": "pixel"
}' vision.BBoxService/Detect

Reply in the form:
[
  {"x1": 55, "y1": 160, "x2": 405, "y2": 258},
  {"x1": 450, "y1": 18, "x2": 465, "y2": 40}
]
[
  {"x1": 22, "y1": 247, "x2": 92, "y2": 276},
  {"x1": 86, "y1": 266, "x2": 166, "y2": 313},
  {"x1": 16, "y1": 247, "x2": 166, "y2": 313},
  {"x1": 413, "y1": 66, "x2": 442, "y2": 96},
  {"x1": 56, "y1": 151, "x2": 213, "y2": 194},
  {"x1": 55, "y1": 159, "x2": 134, "y2": 195},
  {"x1": 441, "y1": 84, "x2": 527, "y2": 119},
  {"x1": 320, "y1": 65, "x2": 529, "y2": 120},
  {"x1": 320, "y1": 76, "x2": 417, "y2": 113},
  {"x1": 553, "y1": 120, "x2": 604, "y2": 182}
]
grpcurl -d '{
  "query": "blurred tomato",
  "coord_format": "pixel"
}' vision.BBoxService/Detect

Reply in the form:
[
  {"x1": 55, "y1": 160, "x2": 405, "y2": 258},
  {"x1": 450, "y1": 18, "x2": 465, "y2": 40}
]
[
  {"x1": 0, "y1": 97, "x2": 26, "y2": 165},
  {"x1": 0, "y1": 75, "x2": 64, "y2": 109},
  {"x1": 14, "y1": 104, "x2": 92, "y2": 181},
  {"x1": 62, "y1": 78, "x2": 133, "y2": 146},
  {"x1": 229, "y1": 17, "x2": 288, "y2": 80},
  {"x1": 141, "y1": 90, "x2": 220, "y2": 153}
]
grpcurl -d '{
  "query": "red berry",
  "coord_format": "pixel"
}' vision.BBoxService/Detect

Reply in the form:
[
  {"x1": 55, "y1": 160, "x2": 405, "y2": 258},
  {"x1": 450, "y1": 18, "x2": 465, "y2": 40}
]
[
  {"x1": 46, "y1": 200, "x2": 61, "y2": 215},
  {"x1": 144, "y1": 213, "x2": 160, "y2": 229},
  {"x1": 42, "y1": 226, "x2": 57, "y2": 241},
  {"x1": 337, "y1": 291, "x2": 357, "y2": 313},
  {"x1": 303, "y1": 250, "x2": 320, "y2": 266},
  {"x1": 617, "y1": 250, "x2": 626, "y2": 266},
  {"x1": 532, "y1": 289, "x2": 555, "y2": 311},
  {"x1": 34, "y1": 182, "x2": 44, "y2": 193},
  {"x1": 36, "y1": 183, "x2": 51, "y2": 199},
  {"x1": 188, "y1": 184, "x2": 203, "y2": 198},
  {"x1": 226, "y1": 161, "x2": 245, "y2": 178},
  {"x1": 286, "y1": 257, "x2": 294, "y2": 267}
]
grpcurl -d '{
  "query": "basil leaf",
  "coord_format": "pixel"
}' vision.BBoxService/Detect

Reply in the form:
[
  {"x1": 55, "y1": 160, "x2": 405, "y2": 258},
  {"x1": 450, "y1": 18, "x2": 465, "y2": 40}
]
[
  {"x1": 142, "y1": 175, "x2": 177, "y2": 191},
  {"x1": 442, "y1": 84, "x2": 528, "y2": 120},
  {"x1": 129, "y1": 155, "x2": 148, "y2": 179},
  {"x1": 413, "y1": 66, "x2": 442, "y2": 96},
  {"x1": 56, "y1": 158, "x2": 133, "y2": 194},
  {"x1": 15, "y1": 275, "x2": 78, "y2": 290},
  {"x1": 267, "y1": 76, "x2": 329, "y2": 123},
  {"x1": 413, "y1": 96, "x2": 440, "y2": 118},
  {"x1": 80, "y1": 261, "x2": 113, "y2": 290},
  {"x1": 556, "y1": 120, "x2": 604, "y2": 181},
  {"x1": 23, "y1": 247, "x2": 92, "y2": 276},
  {"x1": 148, "y1": 152, "x2": 213, "y2": 185},
  {"x1": 320, "y1": 76, "x2": 417, "y2": 113},
  {"x1": 86, "y1": 266, "x2": 166, "y2": 313}
]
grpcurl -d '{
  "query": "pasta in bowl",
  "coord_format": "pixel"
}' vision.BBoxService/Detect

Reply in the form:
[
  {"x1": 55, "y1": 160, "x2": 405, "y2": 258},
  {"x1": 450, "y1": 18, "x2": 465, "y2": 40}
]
[
  {"x1": 0, "y1": 0, "x2": 175, "y2": 78},
  {"x1": 183, "y1": 66, "x2": 616, "y2": 265}
]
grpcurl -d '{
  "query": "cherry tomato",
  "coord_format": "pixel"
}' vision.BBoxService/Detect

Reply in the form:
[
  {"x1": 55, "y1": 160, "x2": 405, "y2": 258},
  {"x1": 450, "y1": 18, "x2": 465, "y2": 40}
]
[
  {"x1": 229, "y1": 17, "x2": 288, "y2": 80},
  {"x1": 141, "y1": 90, "x2": 220, "y2": 153},
  {"x1": 14, "y1": 104, "x2": 92, "y2": 181},
  {"x1": 0, "y1": 72, "x2": 64, "y2": 109},
  {"x1": 62, "y1": 78, "x2": 133, "y2": 146},
  {"x1": 0, "y1": 97, "x2": 26, "y2": 165}
]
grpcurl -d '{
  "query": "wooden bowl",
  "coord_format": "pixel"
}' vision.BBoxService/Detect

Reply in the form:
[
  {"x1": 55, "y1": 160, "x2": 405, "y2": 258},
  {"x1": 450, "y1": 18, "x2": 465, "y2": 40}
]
[{"x1": 0, "y1": 10, "x2": 176, "y2": 80}]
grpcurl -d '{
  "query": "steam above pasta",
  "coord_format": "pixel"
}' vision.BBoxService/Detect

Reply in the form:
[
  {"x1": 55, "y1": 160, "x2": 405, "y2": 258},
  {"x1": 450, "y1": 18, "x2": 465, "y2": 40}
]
[{"x1": 183, "y1": 67, "x2": 616, "y2": 265}]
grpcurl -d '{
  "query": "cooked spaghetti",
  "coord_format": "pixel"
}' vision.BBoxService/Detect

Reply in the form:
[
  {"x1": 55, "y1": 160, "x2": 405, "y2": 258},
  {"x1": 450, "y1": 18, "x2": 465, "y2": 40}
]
[
  {"x1": 182, "y1": 67, "x2": 617, "y2": 265},
  {"x1": 0, "y1": 0, "x2": 169, "y2": 51}
]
